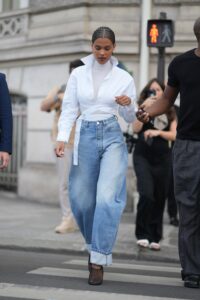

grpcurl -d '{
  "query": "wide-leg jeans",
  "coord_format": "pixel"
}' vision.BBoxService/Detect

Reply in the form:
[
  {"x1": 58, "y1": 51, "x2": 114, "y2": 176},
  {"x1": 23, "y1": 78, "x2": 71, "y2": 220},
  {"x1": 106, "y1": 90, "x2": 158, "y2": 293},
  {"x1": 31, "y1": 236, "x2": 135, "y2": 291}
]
[{"x1": 69, "y1": 116, "x2": 128, "y2": 265}]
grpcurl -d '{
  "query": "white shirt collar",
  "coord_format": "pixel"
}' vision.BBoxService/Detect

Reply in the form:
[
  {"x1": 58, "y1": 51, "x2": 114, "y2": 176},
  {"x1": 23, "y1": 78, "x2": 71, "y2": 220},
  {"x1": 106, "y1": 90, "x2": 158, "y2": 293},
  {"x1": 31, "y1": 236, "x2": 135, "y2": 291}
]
[{"x1": 81, "y1": 53, "x2": 118, "y2": 67}]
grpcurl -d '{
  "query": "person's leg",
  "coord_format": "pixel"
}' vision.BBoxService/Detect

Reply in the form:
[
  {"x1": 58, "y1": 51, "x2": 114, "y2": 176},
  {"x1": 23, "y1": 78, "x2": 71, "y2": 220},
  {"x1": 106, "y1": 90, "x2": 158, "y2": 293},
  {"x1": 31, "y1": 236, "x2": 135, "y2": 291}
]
[
  {"x1": 55, "y1": 146, "x2": 78, "y2": 233},
  {"x1": 133, "y1": 154, "x2": 154, "y2": 244},
  {"x1": 90, "y1": 136, "x2": 128, "y2": 266},
  {"x1": 178, "y1": 202, "x2": 200, "y2": 270},
  {"x1": 70, "y1": 117, "x2": 128, "y2": 285},
  {"x1": 173, "y1": 139, "x2": 200, "y2": 287},
  {"x1": 167, "y1": 156, "x2": 179, "y2": 226},
  {"x1": 150, "y1": 155, "x2": 170, "y2": 244},
  {"x1": 57, "y1": 146, "x2": 73, "y2": 218},
  {"x1": 69, "y1": 121, "x2": 100, "y2": 248}
]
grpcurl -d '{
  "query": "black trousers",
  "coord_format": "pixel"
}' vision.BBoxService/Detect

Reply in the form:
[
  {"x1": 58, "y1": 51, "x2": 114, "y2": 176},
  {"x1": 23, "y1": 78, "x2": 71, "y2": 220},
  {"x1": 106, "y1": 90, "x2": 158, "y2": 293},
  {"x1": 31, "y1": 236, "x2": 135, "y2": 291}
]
[
  {"x1": 133, "y1": 153, "x2": 170, "y2": 243},
  {"x1": 173, "y1": 139, "x2": 200, "y2": 276},
  {"x1": 167, "y1": 158, "x2": 178, "y2": 219}
]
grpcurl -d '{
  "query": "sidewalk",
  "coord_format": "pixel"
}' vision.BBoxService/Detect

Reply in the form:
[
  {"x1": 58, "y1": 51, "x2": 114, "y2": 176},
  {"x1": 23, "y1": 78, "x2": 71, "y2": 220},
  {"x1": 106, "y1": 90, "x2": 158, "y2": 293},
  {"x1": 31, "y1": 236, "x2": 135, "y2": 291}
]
[{"x1": 0, "y1": 191, "x2": 179, "y2": 264}]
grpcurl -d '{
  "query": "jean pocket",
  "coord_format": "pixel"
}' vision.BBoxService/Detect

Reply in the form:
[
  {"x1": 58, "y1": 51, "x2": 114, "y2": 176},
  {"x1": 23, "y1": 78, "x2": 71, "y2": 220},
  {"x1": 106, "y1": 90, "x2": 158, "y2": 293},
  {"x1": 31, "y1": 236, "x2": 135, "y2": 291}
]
[{"x1": 106, "y1": 121, "x2": 120, "y2": 132}]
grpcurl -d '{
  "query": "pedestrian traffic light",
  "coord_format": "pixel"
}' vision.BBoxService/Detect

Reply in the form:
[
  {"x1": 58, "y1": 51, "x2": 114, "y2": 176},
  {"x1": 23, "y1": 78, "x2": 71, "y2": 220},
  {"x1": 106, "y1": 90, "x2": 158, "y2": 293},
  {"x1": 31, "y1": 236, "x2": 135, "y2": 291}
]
[{"x1": 147, "y1": 19, "x2": 174, "y2": 47}]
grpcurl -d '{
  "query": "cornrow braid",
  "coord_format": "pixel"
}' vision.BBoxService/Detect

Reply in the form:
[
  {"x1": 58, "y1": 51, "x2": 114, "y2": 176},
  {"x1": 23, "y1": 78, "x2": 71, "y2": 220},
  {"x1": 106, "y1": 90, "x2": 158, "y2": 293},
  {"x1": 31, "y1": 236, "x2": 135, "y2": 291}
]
[{"x1": 92, "y1": 26, "x2": 115, "y2": 44}]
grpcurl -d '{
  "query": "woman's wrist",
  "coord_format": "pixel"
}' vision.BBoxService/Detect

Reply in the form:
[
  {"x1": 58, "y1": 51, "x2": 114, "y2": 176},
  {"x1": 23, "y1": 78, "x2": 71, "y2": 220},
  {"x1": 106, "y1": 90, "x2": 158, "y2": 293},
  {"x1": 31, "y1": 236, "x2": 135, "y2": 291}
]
[{"x1": 127, "y1": 98, "x2": 131, "y2": 106}]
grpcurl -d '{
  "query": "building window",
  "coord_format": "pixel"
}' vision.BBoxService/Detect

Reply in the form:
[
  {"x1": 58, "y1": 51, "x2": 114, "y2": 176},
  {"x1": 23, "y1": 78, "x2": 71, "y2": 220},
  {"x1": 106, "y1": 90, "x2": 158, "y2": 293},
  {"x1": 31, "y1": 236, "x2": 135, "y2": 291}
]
[
  {"x1": 1, "y1": 0, "x2": 29, "y2": 12},
  {"x1": 2, "y1": 0, "x2": 20, "y2": 11}
]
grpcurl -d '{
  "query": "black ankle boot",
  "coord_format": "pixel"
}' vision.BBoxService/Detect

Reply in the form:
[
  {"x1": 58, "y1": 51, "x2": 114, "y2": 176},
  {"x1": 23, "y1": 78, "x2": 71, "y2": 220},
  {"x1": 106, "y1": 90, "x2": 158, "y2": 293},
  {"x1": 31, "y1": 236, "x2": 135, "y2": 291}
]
[{"x1": 88, "y1": 265, "x2": 104, "y2": 285}]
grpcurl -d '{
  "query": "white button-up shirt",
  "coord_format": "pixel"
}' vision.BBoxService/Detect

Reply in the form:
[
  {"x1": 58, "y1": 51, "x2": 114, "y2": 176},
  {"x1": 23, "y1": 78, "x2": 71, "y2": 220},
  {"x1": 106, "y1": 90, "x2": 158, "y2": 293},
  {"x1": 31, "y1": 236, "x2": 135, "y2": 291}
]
[{"x1": 57, "y1": 54, "x2": 137, "y2": 164}]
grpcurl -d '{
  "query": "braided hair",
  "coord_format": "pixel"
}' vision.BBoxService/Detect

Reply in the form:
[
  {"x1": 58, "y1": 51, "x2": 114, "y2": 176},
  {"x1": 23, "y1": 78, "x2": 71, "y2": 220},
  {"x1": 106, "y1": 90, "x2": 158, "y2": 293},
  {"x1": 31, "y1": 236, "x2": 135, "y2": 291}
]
[{"x1": 92, "y1": 26, "x2": 115, "y2": 44}]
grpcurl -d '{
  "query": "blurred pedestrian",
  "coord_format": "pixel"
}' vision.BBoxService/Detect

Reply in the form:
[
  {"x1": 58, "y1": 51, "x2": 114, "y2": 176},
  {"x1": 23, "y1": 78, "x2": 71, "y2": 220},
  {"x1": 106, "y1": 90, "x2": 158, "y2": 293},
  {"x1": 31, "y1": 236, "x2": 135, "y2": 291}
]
[
  {"x1": 56, "y1": 26, "x2": 136, "y2": 285},
  {"x1": 137, "y1": 17, "x2": 200, "y2": 289},
  {"x1": 0, "y1": 73, "x2": 12, "y2": 170},
  {"x1": 133, "y1": 78, "x2": 177, "y2": 251},
  {"x1": 41, "y1": 59, "x2": 84, "y2": 233}
]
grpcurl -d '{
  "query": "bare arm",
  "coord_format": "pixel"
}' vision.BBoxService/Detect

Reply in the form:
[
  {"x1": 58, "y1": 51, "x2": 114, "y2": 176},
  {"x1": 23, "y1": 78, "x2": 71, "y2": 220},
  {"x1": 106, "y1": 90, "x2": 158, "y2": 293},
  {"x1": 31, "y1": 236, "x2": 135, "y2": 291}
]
[
  {"x1": 40, "y1": 86, "x2": 61, "y2": 112},
  {"x1": 144, "y1": 118, "x2": 177, "y2": 142},
  {"x1": 159, "y1": 118, "x2": 177, "y2": 141},
  {"x1": 133, "y1": 119, "x2": 143, "y2": 133},
  {"x1": 137, "y1": 85, "x2": 179, "y2": 122}
]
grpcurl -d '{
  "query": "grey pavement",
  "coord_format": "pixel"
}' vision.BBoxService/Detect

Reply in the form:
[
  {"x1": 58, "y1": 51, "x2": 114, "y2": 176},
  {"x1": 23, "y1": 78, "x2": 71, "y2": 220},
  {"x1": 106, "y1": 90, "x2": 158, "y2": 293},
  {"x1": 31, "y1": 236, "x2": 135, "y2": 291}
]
[{"x1": 0, "y1": 191, "x2": 179, "y2": 264}]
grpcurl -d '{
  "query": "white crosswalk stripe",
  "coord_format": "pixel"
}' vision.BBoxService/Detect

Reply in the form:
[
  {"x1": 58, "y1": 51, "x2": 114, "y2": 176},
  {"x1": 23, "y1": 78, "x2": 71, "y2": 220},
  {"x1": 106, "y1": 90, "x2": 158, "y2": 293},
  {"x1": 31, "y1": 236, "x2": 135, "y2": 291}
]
[
  {"x1": 0, "y1": 259, "x2": 190, "y2": 300},
  {"x1": 28, "y1": 266, "x2": 181, "y2": 287},
  {"x1": 0, "y1": 283, "x2": 188, "y2": 300},
  {"x1": 63, "y1": 259, "x2": 180, "y2": 273}
]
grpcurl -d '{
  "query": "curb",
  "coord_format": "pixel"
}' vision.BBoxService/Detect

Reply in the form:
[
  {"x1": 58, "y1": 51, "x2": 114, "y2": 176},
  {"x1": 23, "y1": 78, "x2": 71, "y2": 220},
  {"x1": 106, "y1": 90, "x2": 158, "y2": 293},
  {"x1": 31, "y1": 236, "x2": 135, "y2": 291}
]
[{"x1": 0, "y1": 244, "x2": 180, "y2": 264}]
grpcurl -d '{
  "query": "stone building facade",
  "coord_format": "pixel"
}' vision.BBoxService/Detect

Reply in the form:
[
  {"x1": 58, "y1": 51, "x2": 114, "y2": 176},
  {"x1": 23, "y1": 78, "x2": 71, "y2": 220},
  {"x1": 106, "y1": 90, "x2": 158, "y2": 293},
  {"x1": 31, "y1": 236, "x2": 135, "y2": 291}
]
[{"x1": 0, "y1": 0, "x2": 199, "y2": 209}]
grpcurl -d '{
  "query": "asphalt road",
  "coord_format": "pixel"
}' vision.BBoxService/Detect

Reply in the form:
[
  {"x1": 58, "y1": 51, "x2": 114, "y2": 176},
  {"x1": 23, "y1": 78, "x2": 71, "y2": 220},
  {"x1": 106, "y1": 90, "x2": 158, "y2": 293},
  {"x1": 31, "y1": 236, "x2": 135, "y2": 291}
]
[{"x1": 0, "y1": 249, "x2": 199, "y2": 300}]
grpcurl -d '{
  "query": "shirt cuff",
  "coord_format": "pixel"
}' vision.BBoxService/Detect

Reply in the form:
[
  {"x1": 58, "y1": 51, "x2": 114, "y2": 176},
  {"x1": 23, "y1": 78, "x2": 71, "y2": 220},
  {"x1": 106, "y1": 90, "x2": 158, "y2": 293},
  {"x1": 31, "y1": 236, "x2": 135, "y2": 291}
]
[{"x1": 56, "y1": 131, "x2": 70, "y2": 143}]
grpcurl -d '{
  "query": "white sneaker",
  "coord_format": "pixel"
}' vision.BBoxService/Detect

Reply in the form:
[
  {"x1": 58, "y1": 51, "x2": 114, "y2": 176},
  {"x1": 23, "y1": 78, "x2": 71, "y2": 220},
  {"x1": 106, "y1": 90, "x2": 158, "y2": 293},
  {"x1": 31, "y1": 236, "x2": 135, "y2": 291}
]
[
  {"x1": 149, "y1": 242, "x2": 161, "y2": 251},
  {"x1": 55, "y1": 216, "x2": 78, "y2": 234},
  {"x1": 136, "y1": 239, "x2": 149, "y2": 248}
]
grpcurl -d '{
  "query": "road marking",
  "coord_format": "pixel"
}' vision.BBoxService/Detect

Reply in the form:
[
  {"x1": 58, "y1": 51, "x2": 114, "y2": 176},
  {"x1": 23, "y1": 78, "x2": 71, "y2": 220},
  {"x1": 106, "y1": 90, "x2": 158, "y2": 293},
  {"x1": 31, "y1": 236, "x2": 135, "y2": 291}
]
[
  {"x1": 63, "y1": 259, "x2": 180, "y2": 273},
  {"x1": 0, "y1": 283, "x2": 188, "y2": 300},
  {"x1": 28, "y1": 267, "x2": 181, "y2": 286}
]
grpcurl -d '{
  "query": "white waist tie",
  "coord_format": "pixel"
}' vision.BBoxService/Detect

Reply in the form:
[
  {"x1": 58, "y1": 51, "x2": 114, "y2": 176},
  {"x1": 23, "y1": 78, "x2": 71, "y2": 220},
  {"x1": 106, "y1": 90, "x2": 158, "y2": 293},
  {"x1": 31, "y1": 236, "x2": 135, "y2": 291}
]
[
  {"x1": 73, "y1": 116, "x2": 83, "y2": 165},
  {"x1": 73, "y1": 106, "x2": 115, "y2": 165}
]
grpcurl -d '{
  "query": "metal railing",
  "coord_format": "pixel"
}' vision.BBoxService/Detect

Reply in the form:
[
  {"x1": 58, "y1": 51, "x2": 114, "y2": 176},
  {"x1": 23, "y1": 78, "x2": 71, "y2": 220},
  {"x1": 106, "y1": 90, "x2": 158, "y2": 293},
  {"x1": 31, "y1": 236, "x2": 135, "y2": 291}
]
[{"x1": 0, "y1": 93, "x2": 27, "y2": 190}]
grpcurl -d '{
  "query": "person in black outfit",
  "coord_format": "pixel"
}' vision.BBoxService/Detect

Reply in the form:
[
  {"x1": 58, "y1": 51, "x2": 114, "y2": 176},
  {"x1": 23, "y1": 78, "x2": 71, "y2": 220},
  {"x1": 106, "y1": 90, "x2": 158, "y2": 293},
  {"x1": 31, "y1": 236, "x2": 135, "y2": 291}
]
[
  {"x1": 137, "y1": 17, "x2": 200, "y2": 289},
  {"x1": 133, "y1": 78, "x2": 177, "y2": 251}
]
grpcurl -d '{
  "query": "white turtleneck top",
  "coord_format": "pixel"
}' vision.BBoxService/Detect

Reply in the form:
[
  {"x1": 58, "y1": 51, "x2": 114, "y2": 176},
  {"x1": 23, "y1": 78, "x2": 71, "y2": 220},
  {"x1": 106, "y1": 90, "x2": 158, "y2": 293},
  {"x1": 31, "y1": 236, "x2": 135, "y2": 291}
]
[
  {"x1": 57, "y1": 53, "x2": 137, "y2": 164},
  {"x1": 92, "y1": 60, "x2": 112, "y2": 99},
  {"x1": 90, "y1": 59, "x2": 113, "y2": 120}
]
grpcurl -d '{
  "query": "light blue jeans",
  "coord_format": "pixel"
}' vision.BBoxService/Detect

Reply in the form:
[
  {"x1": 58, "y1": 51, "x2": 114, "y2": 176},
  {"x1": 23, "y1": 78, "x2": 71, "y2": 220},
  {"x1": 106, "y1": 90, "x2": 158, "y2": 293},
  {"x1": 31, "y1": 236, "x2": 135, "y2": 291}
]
[{"x1": 69, "y1": 116, "x2": 128, "y2": 266}]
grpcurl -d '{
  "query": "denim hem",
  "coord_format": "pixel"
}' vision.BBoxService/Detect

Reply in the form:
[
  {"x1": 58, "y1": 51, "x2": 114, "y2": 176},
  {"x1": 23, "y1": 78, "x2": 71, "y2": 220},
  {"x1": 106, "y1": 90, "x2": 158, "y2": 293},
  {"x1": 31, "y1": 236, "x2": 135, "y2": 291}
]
[
  {"x1": 86, "y1": 243, "x2": 91, "y2": 253},
  {"x1": 90, "y1": 250, "x2": 112, "y2": 266}
]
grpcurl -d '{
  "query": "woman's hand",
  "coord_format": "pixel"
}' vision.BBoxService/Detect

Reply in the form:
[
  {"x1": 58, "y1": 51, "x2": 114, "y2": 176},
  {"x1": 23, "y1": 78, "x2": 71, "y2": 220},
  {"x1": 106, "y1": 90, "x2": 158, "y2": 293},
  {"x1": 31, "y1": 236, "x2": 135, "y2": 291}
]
[
  {"x1": 136, "y1": 98, "x2": 157, "y2": 123},
  {"x1": 55, "y1": 141, "x2": 65, "y2": 157},
  {"x1": 0, "y1": 152, "x2": 10, "y2": 169},
  {"x1": 115, "y1": 95, "x2": 131, "y2": 106},
  {"x1": 136, "y1": 108, "x2": 150, "y2": 123},
  {"x1": 144, "y1": 129, "x2": 160, "y2": 140}
]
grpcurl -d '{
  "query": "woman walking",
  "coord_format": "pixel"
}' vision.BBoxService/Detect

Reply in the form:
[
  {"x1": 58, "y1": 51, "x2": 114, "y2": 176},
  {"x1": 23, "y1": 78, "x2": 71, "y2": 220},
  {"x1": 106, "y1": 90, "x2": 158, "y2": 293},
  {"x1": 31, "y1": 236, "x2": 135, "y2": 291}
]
[
  {"x1": 133, "y1": 78, "x2": 177, "y2": 251},
  {"x1": 56, "y1": 26, "x2": 136, "y2": 285}
]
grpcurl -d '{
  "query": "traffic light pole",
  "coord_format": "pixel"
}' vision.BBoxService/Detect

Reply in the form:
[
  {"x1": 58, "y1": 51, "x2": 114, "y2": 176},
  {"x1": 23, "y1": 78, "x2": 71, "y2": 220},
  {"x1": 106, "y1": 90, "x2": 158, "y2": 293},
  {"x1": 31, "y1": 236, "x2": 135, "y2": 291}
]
[
  {"x1": 147, "y1": 12, "x2": 174, "y2": 84},
  {"x1": 157, "y1": 12, "x2": 167, "y2": 83},
  {"x1": 157, "y1": 47, "x2": 165, "y2": 83},
  {"x1": 139, "y1": 0, "x2": 152, "y2": 91}
]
